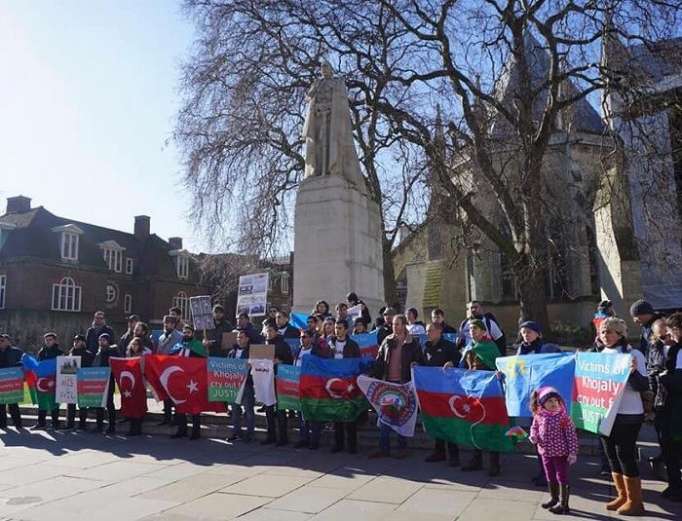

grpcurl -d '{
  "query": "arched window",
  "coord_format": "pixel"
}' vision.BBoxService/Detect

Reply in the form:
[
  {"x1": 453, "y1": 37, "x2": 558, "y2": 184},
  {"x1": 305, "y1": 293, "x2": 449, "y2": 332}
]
[
  {"x1": 51, "y1": 277, "x2": 82, "y2": 312},
  {"x1": 172, "y1": 291, "x2": 189, "y2": 320}
]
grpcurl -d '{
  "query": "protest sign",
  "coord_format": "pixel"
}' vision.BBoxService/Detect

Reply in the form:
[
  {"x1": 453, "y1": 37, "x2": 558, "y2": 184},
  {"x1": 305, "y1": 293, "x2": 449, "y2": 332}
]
[
  {"x1": 0, "y1": 367, "x2": 24, "y2": 404},
  {"x1": 249, "y1": 344, "x2": 275, "y2": 360},
  {"x1": 495, "y1": 353, "x2": 575, "y2": 417},
  {"x1": 190, "y1": 295, "x2": 214, "y2": 331},
  {"x1": 571, "y1": 352, "x2": 631, "y2": 436},
  {"x1": 357, "y1": 375, "x2": 418, "y2": 437},
  {"x1": 56, "y1": 356, "x2": 81, "y2": 404},
  {"x1": 221, "y1": 331, "x2": 237, "y2": 351},
  {"x1": 236, "y1": 272, "x2": 269, "y2": 317},
  {"x1": 207, "y1": 357, "x2": 249, "y2": 403},
  {"x1": 77, "y1": 367, "x2": 111, "y2": 408},
  {"x1": 250, "y1": 359, "x2": 276, "y2": 406},
  {"x1": 347, "y1": 304, "x2": 363, "y2": 322},
  {"x1": 276, "y1": 365, "x2": 301, "y2": 411}
]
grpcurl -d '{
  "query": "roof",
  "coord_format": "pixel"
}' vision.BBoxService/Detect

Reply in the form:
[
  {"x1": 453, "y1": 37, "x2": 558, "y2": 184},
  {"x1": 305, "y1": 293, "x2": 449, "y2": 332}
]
[
  {"x1": 628, "y1": 38, "x2": 682, "y2": 84},
  {"x1": 0, "y1": 206, "x2": 183, "y2": 279},
  {"x1": 492, "y1": 32, "x2": 606, "y2": 136}
]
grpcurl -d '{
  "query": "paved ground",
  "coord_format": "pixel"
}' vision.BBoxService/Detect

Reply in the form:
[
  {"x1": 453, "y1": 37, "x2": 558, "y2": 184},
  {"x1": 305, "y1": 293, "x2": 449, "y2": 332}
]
[{"x1": 0, "y1": 428, "x2": 681, "y2": 521}]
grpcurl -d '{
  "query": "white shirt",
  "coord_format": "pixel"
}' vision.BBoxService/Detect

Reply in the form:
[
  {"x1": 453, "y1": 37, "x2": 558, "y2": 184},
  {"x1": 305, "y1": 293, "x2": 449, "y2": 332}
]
[
  {"x1": 333, "y1": 340, "x2": 346, "y2": 360},
  {"x1": 235, "y1": 348, "x2": 243, "y2": 359},
  {"x1": 461, "y1": 316, "x2": 503, "y2": 347},
  {"x1": 407, "y1": 323, "x2": 426, "y2": 335},
  {"x1": 603, "y1": 346, "x2": 647, "y2": 415},
  {"x1": 296, "y1": 346, "x2": 313, "y2": 367}
]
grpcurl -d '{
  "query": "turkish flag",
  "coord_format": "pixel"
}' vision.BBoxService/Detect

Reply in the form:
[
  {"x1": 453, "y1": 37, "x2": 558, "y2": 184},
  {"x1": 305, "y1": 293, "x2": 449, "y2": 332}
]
[
  {"x1": 110, "y1": 357, "x2": 148, "y2": 418},
  {"x1": 144, "y1": 355, "x2": 225, "y2": 415}
]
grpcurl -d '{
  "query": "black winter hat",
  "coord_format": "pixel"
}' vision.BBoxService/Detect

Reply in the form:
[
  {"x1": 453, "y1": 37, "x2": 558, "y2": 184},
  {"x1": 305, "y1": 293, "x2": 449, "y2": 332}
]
[{"x1": 630, "y1": 299, "x2": 654, "y2": 317}]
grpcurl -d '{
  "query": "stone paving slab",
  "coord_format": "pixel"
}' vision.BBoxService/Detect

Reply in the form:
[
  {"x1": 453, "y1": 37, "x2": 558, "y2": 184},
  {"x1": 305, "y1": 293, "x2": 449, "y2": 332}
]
[{"x1": 1, "y1": 430, "x2": 682, "y2": 521}]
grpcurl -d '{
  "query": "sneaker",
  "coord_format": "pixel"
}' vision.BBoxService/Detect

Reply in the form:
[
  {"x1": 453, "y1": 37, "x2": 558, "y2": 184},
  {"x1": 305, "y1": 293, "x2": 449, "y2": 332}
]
[
  {"x1": 29, "y1": 423, "x2": 46, "y2": 431},
  {"x1": 226, "y1": 434, "x2": 240, "y2": 442},
  {"x1": 368, "y1": 450, "x2": 389, "y2": 459}
]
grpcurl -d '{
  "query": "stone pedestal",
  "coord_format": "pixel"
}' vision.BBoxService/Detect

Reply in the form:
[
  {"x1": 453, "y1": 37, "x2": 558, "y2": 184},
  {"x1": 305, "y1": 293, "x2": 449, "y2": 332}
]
[{"x1": 293, "y1": 175, "x2": 384, "y2": 315}]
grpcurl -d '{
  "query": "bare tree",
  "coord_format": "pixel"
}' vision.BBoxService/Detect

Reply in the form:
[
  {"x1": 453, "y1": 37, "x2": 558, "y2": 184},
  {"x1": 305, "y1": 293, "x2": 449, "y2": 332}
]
[{"x1": 176, "y1": 0, "x2": 682, "y2": 324}]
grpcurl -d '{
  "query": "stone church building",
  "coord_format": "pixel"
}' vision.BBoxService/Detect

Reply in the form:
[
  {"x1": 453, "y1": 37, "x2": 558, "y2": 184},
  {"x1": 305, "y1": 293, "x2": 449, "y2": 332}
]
[{"x1": 393, "y1": 34, "x2": 682, "y2": 339}]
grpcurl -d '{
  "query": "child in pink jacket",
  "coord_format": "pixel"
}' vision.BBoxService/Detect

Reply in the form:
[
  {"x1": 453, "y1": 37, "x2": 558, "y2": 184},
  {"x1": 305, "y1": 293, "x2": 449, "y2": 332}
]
[{"x1": 530, "y1": 386, "x2": 578, "y2": 515}]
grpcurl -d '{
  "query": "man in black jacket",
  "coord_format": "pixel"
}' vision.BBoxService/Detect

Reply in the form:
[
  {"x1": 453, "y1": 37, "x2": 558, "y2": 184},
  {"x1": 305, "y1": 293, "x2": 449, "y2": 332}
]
[
  {"x1": 0, "y1": 333, "x2": 23, "y2": 429},
  {"x1": 377, "y1": 307, "x2": 396, "y2": 346},
  {"x1": 237, "y1": 312, "x2": 264, "y2": 344},
  {"x1": 262, "y1": 324, "x2": 293, "y2": 446},
  {"x1": 31, "y1": 332, "x2": 63, "y2": 430},
  {"x1": 118, "y1": 314, "x2": 140, "y2": 356},
  {"x1": 66, "y1": 335, "x2": 95, "y2": 430},
  {"x1": 93, "y1": 333, "x2": 119, "y2": 434},
  {"x1": 203, "y1": 305, "x2": 235, "y2": 357},
  {"x1": 422, "y1": 323, "x2": 461, "y2": 465},
  {"x1": 275, "y1": 311, "x2": 299, "y2": 339},
  {"x1": 86, "y1": 311, "x2": 115, "y2": 355}
]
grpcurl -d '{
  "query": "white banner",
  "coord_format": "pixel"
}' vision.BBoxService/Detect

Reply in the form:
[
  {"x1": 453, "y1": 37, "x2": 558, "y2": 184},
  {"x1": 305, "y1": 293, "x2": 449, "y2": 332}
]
[
  {"x1": 56, "y1": 356, "x2": 81, "y2": 404},
  {"x1": 357, "y1": 374, "x2": 419, "y2": 437},
  {"x1": 236, "y1": 272, "x2": 269, "y2": 317},
  {"x1": 250, "y1": 358, "x2": 276, "y2": 406}
]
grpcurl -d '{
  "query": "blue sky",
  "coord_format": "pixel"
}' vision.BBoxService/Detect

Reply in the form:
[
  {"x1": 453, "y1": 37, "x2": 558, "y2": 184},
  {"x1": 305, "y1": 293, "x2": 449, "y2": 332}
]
[{"x1": 0, "y1": 1, "x2": 207, "y2": 250}]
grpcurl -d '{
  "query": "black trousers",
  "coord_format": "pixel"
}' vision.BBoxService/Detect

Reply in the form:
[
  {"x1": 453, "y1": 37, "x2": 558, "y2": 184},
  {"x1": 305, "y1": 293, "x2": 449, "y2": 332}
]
[
  {"x1": 66, "y1": 404, "x2": 89, "y2": 427},
  {"x1": 0, "y1": 403, "x2": 21, "y2": 428},
  {"x1": 37, "y1": 408, "x2": 60, "y2": 427},
  {"x1": 656, "y1": 413, "x2": 682, "y2": 491},
  {"x1": 96, "y1": 382, "x2": 117, "y2": 429},
  {"x1": 163, "y1": 399, "x2": 174, "y2": 421},
  {"x1": 265, "y1": 405, "x2": 288, "y2": 442},
  {"x1": 334, "y1": 421, "x2": 357, "y2": 451},
  {"x1": 435, "y1": 438, "x2": 459, "y2": 458},
  {"x1": 600, "y1": 415, "x2": 643, "y2": 477},
  {"x1": 175, "y1": 413, "x2": 200, "y2": 435}
]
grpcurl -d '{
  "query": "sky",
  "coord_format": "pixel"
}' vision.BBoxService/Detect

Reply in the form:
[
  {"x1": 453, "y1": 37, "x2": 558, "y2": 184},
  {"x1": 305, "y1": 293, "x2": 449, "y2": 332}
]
[{"x1": 0, "y1": 1, "x2": 207, "y2": 251}]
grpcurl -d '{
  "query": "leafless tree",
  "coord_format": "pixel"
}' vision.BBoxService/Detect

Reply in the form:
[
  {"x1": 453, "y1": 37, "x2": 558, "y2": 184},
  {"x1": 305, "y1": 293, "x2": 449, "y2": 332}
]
[{"x1": 176, "y1": 0, "x2": 682, "y2": 324}]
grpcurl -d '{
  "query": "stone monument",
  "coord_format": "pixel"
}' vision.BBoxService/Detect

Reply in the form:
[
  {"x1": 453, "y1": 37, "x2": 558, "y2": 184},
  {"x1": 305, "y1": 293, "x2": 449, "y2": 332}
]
[{"x1": 293, "y1": 61, "x2": 384, "y2": 314}]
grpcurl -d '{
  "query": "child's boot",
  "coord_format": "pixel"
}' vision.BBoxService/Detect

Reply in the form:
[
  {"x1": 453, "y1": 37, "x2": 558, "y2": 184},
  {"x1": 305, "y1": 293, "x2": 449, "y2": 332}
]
[
  {"x1": 541, "y1": 482, "x2": 559, "y2": 509},
  {"x1": 549, "y1": 485, "x2": 570, "y2": 515}
]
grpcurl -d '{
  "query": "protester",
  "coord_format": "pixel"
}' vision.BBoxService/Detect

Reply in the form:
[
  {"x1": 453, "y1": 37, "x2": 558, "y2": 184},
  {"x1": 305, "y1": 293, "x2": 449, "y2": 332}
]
[
  {"x1": 294, "y1": 329, "x2": 325, "y2": 450},
  {"x1": 262, "y1": 324, "x2": 293, "y2": 446},
  {"x1": 515, "y1": 321, "x2": 561, "y2": 355},
  {"x1": 377, "y1": 307, "x2": 396, "y2": 346},
  {"x1": 371, "y1": 314, "x2": 423, "y2": 458},
  {"x1": 227, "y1": 329, "x2": 255, "y2": 443},
  {"x1": 0, "y1": 333, "x2": 23, "y2": 429},
  {"x1": 127, "y1": 337, "x2": 152, "y2": 357},
  {"x1": 203, "y1": 304, "x2": 234, "y2": 357},
  {"x1": 168, "y1": 307, "x2": 185, "y2": 330},
  {"x1": 86, "y1": 311, "x2": 115, "y2": 354},
  {"x1": 457, "y1": 301, "x2": 506, "y2": 355},
  {"x1": 430, "y1": 308, "x2": 458, "y2": 335},
  {"x1": 630, "y1": 299, "x2": 661, "y2": 356},
  {"x1": 422, "y1": 322, "x2": 461, "y2": 466},
  {"x1": 237, "y1": 312, "x2": 264, "y2": 344},
  {"x1": 373, "y1": 306, "x2": 386, "y2": 330},
  {"x1": 132, "y1": 321, "x2": 153, "y2": 351},
  {"x1": 651, "y1": 314, "x2": 682, "y2": 502},
  {"x1": 599, "y1": 317, "x2": 648, "y2": 515},
  {"x1": 347, "y1": 292, "x2": 372, "y2": 325},
  {"x1": 276, "y1": 311, "x2": 299, "y2": 339},
  {"x1": 352, "y1": 317, "x2": 368, "y2": 335},
  {"x1": 119, "y1": 314, "x2": 140, "y2": 354},
  {"x1": 461, "y1": 320, "x2": 501, "y2": 476},
  {"x1": 66, "y1": 334, "x2": 94, "y2": 430},
  {"x1": 406, "y1": 308, "x2": 426, "y2": 335},
  {"x1": 530, "y1": 387, "x2": 578, "y2": 514},
  {"x1": 335, "y1": 302, "x2": 352, "y2": 330},
  {"x1": 327, "y1": 319, "x2": 361, "y2": 454},
  {"x1": 156, "y1": 315, "x2": 183, "y2": 425},
  {"x1": 92, "y1": 333, "x2": 119, "y2": 434},
  {"x1": 322, "y1": 318, "x2": 335, "y2": 340},
  {"x1": 171, "y1": 324, "x2": 205, "y2": 440},
  {"x1": 312, "y1": 300, "x2": 332, "y2": 318},
  {"x1": 31, "y1": 332, "x2": 62, "y2": 430},
  {"x1": 591, "y1": 300, "x2": 615, "y2": 350}
]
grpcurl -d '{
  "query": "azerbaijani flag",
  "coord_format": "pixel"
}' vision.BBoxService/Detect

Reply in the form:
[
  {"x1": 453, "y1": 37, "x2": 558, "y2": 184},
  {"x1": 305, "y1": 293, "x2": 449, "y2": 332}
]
[
  {"x1": 0, "y1": 367, "x2": 24, "y2": 404},
  {"x1": 77, "y1": 367, "x2": 111, "y2": 408},
  {"x1": 412, "y1": 366, "x2": 514, "y2": 452},
  {"x1": 352, "y1": 331, "x2": 379, "y2": 359},
  {"x1": 276, "y1": 365, "x2": 301, "y2": 411},
  {"x1": 22, "y1": 354, "x2": 58, "y2": 411},
  {"x1": 299, "y1": 355, "x2": 370, "y2": 422}
]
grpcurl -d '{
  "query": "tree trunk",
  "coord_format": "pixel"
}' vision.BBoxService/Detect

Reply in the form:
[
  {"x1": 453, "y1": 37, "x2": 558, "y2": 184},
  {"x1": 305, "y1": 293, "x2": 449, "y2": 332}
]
[
  {"x1": 513, "y1": 253, "x2": 550, "y2": 330},
  {"x1": 382, "y1": 236, "x2": 397, "y2": 309}
]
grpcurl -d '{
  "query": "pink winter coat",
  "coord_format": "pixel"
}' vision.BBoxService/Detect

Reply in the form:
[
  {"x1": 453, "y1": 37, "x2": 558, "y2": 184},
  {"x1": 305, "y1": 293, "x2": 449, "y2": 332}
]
[{"x1": 530, "y1": 407, "x2": 579, "y2": 458}]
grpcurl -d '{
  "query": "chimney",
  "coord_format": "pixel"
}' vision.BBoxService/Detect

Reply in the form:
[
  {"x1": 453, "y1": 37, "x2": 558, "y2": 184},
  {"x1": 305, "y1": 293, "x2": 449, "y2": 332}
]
[
  {"x1": 169, "y1": 237, "x2": 183, "y2": 250},
  {"x1": 6, "y1": 196, "x2": 31, "y2": 214},
  {"x1": 134, "y1": 215, "x2": 150, "y2": 240}
]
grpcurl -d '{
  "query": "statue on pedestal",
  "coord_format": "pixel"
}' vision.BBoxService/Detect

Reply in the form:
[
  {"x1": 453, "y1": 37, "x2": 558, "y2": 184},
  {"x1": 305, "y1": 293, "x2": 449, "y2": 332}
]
[{"x1": 302, "y1": 61, "x2": 366, "y2": 192}]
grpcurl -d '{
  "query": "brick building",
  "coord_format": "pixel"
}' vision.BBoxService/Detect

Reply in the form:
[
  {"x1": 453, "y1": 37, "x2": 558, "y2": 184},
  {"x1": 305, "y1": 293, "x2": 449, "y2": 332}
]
[{"x1": 0, "y1": 195, "x2": 211, "y2": 350}]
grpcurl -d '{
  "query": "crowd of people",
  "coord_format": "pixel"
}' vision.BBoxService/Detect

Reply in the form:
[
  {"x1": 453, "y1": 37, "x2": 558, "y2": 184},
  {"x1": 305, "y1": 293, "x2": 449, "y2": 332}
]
[{"x1": 1, "y1": 294, "x2": 681, "y2": 516}]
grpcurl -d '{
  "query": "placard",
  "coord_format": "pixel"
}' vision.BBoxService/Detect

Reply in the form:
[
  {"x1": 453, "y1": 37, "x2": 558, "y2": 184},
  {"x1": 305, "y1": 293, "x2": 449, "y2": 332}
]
[
  {"x1": 56, "y1": 356, "x2": 81, "y2": 404},
  {"x1": 207, "y1": 357, "x2": 249, "y2": 403},
  {"x1": 190, "y1": 295, "x2": 214, "y2": 330},
  {"x1": 249, "y1": 344, "x2": 275, "y2": 360},
  {"x1": 236, "y1": 272, "x2": 269, "y2": 317},
  {"x1": 0, "y1": 367, "x2": 24, "y2": 404},
  {"x1": 221, "y1": 331, "x2": 237, "y2": 350}
]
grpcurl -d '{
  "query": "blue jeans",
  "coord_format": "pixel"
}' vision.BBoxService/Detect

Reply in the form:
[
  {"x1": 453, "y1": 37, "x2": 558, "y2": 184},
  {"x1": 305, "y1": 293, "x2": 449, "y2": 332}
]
[
  {"x1": 380, "y1": 422, "x2": 406, "y2": 454},
  {"x1": 231, "y1": 385, "x2": 255, "y2": 440}
]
